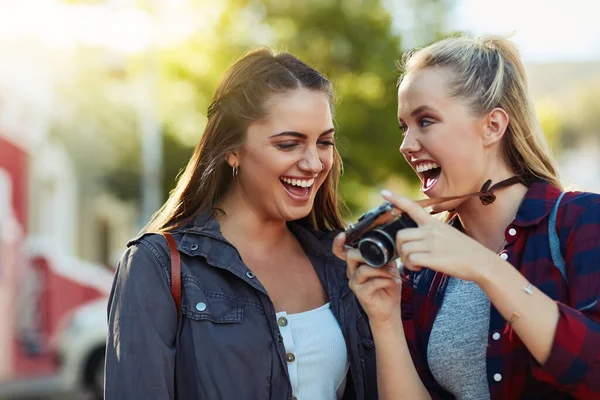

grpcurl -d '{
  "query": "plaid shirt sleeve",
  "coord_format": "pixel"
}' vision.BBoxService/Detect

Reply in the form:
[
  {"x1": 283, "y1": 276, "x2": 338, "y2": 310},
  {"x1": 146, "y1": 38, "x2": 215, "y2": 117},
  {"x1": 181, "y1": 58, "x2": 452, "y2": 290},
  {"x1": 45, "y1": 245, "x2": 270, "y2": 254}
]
[
  {"x1": 401, "y1": 274, "x2": 451, "y2": 399},
  {"x1": 532, "y1": 198, "x2": 600, "y2": 398}
]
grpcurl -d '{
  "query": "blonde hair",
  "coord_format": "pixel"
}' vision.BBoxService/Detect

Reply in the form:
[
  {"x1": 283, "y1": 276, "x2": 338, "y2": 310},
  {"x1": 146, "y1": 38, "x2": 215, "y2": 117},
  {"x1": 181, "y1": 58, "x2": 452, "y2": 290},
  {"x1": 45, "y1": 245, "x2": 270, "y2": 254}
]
[{"x1": 398, "y1": 34, "x2": 562, "y2": 189}]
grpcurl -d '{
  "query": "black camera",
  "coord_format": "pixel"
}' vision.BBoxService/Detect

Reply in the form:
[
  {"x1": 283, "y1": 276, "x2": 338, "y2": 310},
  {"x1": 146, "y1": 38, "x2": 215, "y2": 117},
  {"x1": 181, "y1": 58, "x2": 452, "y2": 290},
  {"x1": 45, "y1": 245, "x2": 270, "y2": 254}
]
[{"x1": 345, "y1": 202, "x2": 418, "y2": 268}]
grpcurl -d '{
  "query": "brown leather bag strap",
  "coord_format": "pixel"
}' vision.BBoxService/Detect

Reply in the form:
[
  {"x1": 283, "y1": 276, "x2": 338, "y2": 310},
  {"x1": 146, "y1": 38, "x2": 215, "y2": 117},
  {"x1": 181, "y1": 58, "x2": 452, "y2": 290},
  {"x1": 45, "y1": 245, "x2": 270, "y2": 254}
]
[{"x1": 159, "y1": 232, "x2": 182, "y2": 321}]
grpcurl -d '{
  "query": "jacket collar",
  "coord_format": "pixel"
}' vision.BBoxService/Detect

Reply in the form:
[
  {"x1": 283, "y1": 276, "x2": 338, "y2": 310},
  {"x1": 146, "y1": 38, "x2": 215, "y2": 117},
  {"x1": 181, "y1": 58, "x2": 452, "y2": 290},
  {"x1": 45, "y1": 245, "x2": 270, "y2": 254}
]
[
  {"x1": 177, "y1": 209, "x2": 341, "y2": 262},
  {"x1": 174, "y1": 210, "x2": 347, "y2": 298}
]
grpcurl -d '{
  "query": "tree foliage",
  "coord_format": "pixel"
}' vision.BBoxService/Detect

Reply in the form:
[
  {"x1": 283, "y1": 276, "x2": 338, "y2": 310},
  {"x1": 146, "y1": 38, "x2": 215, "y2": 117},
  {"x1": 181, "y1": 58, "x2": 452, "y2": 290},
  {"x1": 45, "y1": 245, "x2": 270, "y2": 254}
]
[
  {"x1": 152, "y1": 0, "x2": 452, "y2": 213},
  {"x1": 55, "y1": 0, "x2": 453, "y2": 215}
]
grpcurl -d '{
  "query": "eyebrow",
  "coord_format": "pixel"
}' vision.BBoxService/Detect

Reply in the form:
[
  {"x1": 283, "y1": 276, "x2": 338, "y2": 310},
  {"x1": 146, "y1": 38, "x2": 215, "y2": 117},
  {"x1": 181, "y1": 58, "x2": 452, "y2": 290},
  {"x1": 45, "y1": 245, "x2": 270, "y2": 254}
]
[
  {"x1": 269, "y1": 128, "x2": 335, "y2": 139},
  {"x1": 399, "y1": 105, "x2": 437, "y2": 122}
]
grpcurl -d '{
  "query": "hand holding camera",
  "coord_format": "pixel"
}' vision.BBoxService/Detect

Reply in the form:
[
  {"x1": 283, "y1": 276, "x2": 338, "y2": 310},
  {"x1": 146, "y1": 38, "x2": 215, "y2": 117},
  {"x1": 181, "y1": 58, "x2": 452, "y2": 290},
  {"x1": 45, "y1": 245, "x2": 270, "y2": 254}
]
[{"x1": 343, "y1": 201, "x2": 418, "y2": 268}]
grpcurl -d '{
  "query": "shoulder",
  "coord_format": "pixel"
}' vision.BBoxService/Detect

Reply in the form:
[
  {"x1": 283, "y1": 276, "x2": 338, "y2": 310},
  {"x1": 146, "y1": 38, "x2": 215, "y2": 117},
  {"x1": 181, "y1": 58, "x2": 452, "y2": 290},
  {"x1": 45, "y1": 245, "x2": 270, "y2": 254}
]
[
  {"x1": 126, "y1": 233, "x2": 169, "y2": 267},
  {"x1": 120, "y1": 231, "x2": 186, "y2": 284},
  {"x1": 561, "y1": 189, "x2": 600, "y2": 208},
  {"x1": 558, "y1": 190, "x2": 600, "y2": 228}
]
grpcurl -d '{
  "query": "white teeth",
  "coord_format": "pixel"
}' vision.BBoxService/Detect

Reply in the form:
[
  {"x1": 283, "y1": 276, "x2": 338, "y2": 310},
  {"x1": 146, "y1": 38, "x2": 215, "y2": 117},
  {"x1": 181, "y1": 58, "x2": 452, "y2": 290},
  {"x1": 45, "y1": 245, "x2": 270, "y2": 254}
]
[
  {"x1": 416, "y1": 162, "x2": 440, "y2": 173},
  {"x1": 281, "y1": 177, "x2": 315, "y2": 187}
]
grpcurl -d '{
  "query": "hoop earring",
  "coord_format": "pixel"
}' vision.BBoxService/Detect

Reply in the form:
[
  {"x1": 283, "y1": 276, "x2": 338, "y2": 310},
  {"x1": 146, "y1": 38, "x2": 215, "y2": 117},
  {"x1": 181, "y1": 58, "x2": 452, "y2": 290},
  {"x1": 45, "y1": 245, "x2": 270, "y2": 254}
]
[{"x1": 232, "y1": 166, "x2": 239, "y2": 179}]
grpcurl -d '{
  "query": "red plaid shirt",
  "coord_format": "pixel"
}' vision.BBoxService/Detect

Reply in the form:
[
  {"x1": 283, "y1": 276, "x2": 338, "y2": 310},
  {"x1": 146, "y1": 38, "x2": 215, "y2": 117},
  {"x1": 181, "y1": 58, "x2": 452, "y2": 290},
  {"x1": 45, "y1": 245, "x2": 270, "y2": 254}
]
[{"x1": 401, "y1": 180, "x2": 600, "y2": 399}]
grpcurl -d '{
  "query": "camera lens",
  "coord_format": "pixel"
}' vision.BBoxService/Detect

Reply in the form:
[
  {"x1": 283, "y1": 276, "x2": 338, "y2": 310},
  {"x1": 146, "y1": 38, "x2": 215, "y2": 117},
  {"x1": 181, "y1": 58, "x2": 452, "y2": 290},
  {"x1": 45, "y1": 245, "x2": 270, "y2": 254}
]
[{"x1": 358, "y1": 229, "x2": 396, "y2": 267}]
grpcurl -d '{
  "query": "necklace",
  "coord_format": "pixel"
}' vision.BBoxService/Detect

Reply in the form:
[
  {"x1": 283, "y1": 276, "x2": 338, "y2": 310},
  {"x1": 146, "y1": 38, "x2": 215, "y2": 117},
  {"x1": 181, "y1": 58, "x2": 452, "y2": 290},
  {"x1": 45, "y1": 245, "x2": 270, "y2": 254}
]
[{"x1": 496, "y1": 238, "x2": 507, "y2": 254}]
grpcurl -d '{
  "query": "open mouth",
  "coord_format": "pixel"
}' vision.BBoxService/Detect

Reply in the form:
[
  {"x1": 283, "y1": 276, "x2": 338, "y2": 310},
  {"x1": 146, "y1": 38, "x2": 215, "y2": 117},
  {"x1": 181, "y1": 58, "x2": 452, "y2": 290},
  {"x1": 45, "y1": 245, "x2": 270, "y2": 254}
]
[
  {"x1": 416, "y1": 162, "x2": 442, "y2": 191},
  {"x1": 279, "y1": 176, "x2": 315, "y2": 199}
]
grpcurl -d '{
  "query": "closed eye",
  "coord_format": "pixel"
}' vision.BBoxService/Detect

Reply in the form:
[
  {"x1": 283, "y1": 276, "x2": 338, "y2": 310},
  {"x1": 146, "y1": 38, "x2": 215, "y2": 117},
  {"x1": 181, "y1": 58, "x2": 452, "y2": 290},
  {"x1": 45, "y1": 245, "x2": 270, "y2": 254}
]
[
  {"x1": 318, "y1": 140, "x2": 335, "y2": 147},
  {"x1": 276, "y1": 142, "x2": 298, "y2": 150}
]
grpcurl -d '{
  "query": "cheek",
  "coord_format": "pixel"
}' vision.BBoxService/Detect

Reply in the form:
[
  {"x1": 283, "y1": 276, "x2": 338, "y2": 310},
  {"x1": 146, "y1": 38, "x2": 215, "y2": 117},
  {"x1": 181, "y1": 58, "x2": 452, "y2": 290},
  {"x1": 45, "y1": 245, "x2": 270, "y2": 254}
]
[
  {"x1": 321, "y1": 151, "x2": 335, "y2": 172},
  {"x1": 245, "y1": 149, "x2": 287, "y2": 172}
]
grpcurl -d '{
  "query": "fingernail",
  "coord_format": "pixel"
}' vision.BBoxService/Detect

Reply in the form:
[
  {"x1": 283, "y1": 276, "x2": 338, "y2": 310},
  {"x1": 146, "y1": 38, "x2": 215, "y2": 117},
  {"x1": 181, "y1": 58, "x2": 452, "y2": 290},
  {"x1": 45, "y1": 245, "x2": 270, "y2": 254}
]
[
  {"x1": 335, "y1": 232, "x2": 345, "y2": 240},
  {"x1": 381, "y1": 190, "x2": 393, "y2": 197},
  {"x1": 394, "y1": 278, "x2": 402, "y2": 284}
]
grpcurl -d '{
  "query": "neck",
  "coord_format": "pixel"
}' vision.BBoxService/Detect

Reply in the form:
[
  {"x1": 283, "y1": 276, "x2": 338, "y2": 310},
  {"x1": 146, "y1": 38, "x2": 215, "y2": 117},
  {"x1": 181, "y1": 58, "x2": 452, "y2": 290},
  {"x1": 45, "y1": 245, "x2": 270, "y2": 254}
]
[
  {"x1": 216, "y1": 185, "x2": 292, "y2": 253},
  {"x1": 455, "y1": 178, "x2": 528, "y2": 252}
]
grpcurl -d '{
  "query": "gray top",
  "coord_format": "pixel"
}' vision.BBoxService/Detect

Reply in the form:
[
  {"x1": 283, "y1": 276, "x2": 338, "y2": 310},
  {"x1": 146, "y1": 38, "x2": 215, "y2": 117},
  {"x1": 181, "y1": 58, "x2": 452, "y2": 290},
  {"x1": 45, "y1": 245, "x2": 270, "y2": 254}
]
[{"x1": 427, "y1": 277, "x2": 491, "y2": 400}]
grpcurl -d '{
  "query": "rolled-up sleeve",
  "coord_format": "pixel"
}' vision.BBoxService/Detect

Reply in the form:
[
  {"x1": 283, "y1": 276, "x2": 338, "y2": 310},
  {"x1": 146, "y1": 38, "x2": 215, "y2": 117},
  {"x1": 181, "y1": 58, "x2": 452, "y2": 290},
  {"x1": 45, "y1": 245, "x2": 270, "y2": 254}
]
[
  {"x1": 535, "y1": 201, "x2": 600, "y2": 398},
  {"x1": 104, "y1": 238, "x2": 178, "y2": 400}
]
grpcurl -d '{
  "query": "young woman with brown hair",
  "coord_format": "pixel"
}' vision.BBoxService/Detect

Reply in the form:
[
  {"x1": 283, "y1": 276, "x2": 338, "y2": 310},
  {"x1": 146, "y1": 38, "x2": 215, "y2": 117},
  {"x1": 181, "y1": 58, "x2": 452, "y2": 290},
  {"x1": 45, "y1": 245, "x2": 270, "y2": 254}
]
[{"x1": 105, "y1": 48, "x2": 377, "y2": 400}]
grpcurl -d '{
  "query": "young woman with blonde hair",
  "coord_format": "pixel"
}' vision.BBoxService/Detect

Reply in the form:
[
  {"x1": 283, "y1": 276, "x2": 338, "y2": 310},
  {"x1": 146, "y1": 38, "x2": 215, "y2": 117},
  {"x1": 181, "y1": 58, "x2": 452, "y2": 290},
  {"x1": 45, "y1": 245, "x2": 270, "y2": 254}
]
[{"x1": 335, "y1": 35, "x2": 600, "y2": 399}]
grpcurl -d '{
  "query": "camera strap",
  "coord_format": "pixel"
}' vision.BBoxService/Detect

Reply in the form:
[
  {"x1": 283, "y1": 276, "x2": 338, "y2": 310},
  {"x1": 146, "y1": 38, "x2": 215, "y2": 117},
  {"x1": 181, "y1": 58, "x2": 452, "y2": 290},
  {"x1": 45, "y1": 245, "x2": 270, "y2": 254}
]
[{"x1": 413, "y1": 176, "x2": 523, "y2": 214}]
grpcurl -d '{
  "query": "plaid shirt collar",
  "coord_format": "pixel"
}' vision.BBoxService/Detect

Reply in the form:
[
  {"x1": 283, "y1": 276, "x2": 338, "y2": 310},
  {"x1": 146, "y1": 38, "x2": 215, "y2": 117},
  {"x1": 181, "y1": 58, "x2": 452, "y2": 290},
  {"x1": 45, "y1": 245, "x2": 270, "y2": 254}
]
[
  {"x1": 513, "y1": 180, "x2": 563, "y2": 227},
  {"x1": 449, "y1": 179, "x2": 563, "y2": 230}
]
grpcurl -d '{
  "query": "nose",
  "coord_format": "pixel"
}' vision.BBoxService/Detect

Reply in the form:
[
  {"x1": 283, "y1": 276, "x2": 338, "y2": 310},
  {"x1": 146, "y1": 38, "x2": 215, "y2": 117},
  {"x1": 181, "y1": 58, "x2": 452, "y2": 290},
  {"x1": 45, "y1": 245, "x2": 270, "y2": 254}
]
[
  {"x1": 298, "y1": 146, "x2": 323, "y2": 173},
  {"x1": 399, "y1": 131, "x2": 422, "y2": 157}
]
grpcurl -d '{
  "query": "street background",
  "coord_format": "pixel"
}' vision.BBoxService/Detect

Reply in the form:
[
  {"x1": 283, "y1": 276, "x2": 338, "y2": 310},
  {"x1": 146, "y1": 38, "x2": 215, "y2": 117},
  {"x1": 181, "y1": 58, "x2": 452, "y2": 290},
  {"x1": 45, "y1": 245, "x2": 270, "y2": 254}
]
[{"x1": 1, "y1": 0, "x2": 599, "y2": 398}]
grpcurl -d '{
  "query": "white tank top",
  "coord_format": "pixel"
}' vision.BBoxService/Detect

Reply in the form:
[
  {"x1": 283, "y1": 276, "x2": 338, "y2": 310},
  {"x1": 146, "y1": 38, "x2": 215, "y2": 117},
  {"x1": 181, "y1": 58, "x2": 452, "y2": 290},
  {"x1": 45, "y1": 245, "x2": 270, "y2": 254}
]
[{"x1": 276, "y1": 302, "x2": 349, "y2": 400}]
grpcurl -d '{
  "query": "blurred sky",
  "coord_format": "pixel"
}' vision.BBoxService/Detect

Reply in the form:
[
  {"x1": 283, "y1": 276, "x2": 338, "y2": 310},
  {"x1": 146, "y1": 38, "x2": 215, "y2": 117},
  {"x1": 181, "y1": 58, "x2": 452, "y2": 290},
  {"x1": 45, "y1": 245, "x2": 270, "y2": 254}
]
[
  {"x1": 0, "y1": 0, "x2": 599, "y2": 61},
  {"x1": 449, "y1": 0, "x2": 600, "y2": 62}
]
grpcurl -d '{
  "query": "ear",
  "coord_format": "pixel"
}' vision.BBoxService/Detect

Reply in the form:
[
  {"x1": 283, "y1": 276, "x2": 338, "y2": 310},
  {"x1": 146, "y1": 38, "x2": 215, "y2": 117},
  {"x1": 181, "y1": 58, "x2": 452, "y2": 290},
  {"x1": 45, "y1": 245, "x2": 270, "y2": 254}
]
[
  {"x1": 226, "y1": 150, "x2": 240, "y2": 168},
  {"x1": 483, "y1": 107, "x2": 509, "y2": 147}
]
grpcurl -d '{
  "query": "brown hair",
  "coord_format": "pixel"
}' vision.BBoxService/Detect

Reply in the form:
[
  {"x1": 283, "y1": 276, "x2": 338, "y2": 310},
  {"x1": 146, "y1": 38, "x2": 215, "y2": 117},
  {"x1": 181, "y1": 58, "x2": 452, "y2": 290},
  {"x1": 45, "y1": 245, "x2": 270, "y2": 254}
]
[
  {"x1": 398, "y1": 34, "x2": 562, "y2": 189},
  {"x1": 146, "y1": 48, "x2": 346, "y2": 233}
]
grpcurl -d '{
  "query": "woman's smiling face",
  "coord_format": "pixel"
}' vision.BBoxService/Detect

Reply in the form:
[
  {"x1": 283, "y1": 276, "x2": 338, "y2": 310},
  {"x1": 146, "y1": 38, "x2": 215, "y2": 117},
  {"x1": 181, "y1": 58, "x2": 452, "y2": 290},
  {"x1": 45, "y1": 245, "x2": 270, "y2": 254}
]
[
  {"x1": 229, "y1": 87, "x2": 336, "y2": 222},
  {"x1": 398, "y1": 66, "x2": 490, "y2": 201}
]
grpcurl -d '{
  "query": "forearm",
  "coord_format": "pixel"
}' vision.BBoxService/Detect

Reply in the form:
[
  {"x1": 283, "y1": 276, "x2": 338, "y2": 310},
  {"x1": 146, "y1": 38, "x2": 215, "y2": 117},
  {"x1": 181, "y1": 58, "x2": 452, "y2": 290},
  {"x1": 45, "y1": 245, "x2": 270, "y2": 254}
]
[
  {"x1": 476, "y1": 256, "x2": 559, "y2": 364},
  {"x1": 371, "y1": 317, "x2": 431, "y2": 400}
]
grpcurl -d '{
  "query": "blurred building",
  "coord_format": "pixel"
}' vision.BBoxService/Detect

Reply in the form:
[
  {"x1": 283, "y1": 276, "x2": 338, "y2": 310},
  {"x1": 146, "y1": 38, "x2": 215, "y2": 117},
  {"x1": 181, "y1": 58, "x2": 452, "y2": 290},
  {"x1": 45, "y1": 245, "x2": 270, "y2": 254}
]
[{"x1": 0, "y1": 41, "x2": 128, "y2": 398}]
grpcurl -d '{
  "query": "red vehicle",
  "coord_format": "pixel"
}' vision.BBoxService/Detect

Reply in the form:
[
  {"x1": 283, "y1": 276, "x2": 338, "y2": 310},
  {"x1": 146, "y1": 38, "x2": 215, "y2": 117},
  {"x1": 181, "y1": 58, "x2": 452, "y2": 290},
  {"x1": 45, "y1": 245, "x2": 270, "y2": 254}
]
[{"x1": 0, "y1": 134, "x2": 113, "y2": 399}]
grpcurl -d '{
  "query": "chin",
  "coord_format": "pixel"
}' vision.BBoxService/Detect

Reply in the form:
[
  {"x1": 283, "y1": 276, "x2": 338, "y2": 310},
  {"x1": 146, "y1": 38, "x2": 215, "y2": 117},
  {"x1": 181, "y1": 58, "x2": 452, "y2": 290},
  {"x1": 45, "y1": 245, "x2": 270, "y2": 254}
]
[{"x1": 277, "y1": 204, "x2": 313, "y2": 222}]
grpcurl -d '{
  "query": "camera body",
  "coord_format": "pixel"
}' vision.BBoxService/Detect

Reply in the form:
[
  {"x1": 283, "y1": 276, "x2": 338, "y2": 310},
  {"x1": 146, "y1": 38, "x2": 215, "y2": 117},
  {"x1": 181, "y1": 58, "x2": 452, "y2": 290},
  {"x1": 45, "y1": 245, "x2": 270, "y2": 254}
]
[{"x1": 345, "y1": 202, "x2": 418, "y2": 267}]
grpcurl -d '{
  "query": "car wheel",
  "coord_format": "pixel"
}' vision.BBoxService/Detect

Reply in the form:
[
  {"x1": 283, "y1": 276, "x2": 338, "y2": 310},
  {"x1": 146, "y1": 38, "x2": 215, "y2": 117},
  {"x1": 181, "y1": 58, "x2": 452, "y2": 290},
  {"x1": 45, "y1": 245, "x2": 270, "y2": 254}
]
[{"x1": 85, "y1": 348, "x2": 105, "y2": 400}]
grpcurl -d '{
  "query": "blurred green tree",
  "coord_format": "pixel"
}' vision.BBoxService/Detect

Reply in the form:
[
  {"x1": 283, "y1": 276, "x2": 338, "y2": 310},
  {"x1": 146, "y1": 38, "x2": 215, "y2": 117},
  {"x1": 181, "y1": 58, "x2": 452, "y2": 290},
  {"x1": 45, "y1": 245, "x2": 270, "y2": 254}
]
[
  {"x1": 57, "y1": 0, "x2": 453, "y2": 217},
  {"x1": 150, "y1": 0, "x2": 453, "y2": 215},
  {"x1": 560, "y1": 80, "x2": 600, "y2": 148}
]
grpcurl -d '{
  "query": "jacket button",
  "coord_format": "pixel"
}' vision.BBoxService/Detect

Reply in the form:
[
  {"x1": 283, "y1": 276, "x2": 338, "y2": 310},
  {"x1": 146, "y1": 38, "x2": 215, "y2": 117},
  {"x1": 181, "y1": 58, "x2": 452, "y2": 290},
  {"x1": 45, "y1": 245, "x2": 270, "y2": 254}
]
[
  {"x1": 190, "y1": 244, "x2": 199, "y2": 251},
  {"x1": 277, "y1": 317, "x2": 288, "y2": 327},
  {"x1": 195, "y1": 302, "x2": 207, "y2": 312},
  {"x1": 286, "y1": 353, "x2": 295, "y2": 363}
]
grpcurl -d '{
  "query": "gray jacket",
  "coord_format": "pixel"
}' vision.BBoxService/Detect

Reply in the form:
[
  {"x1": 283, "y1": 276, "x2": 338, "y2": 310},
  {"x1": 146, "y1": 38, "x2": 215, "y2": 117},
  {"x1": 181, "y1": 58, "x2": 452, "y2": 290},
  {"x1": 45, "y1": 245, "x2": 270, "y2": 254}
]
[{"x1": 104, "y1": 212, "x2": 377, "y2": 399}]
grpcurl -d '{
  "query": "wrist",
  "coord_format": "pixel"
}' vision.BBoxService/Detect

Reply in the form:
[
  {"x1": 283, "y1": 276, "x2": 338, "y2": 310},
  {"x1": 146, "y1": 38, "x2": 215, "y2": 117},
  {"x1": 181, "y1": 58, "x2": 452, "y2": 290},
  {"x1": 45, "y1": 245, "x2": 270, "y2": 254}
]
[
  {"x1": 370, "y1": 313, "x2": 403, "y2": 334},
  {"x1": 473, "y1": 251, "x2": 504, "y2": 288}
]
